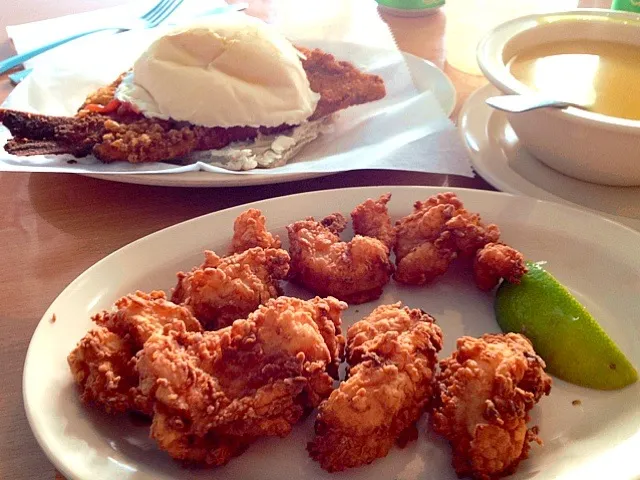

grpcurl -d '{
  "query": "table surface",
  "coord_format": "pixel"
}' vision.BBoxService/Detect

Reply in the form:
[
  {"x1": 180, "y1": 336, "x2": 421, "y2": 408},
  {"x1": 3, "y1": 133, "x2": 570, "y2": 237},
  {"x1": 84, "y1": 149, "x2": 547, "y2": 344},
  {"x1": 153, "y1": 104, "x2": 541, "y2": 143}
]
[{"x1": 0, "y1": 0, "x2": 608, "y2": 478}]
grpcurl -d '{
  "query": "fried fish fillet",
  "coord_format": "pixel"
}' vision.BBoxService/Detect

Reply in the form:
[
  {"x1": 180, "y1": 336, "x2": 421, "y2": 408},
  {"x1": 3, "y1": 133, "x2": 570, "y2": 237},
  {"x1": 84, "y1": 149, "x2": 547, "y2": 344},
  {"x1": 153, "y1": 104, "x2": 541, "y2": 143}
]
[
  {"x1": 432, "y1": 333, "x2": 552, "y2": 479},
  {"x1": 287, "y1": 213, "x2": 394, "y2": 304},
  {"x1": 308, "y1": 303, "x2": 443, "y2": 472},
  {"x1": 0, "y1": 48, "x2": 385, "y2": 163},
  {"x1": 137, "y1": 296, "x2": 346, "y2": 466},
  {"x1": 171, "y1": 247, "x2": 290, "y2": 330},
  {"x1": 67, "y1": 290, "x2": 203, "y2": 415}
]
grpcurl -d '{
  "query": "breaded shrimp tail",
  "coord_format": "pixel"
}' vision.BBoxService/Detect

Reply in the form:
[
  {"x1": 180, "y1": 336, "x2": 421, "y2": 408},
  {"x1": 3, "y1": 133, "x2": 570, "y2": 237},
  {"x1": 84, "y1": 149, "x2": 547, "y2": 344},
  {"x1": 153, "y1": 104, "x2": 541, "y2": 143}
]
[
  {"x1": 394, "y1": 192, "x2": 528, "y2": 289},
  {"x1": 351, "y1": 193, "x2": 396, "y2": 249},
  {"x1": 229, "y1": 208, "x2": 281, "y2": 254}
]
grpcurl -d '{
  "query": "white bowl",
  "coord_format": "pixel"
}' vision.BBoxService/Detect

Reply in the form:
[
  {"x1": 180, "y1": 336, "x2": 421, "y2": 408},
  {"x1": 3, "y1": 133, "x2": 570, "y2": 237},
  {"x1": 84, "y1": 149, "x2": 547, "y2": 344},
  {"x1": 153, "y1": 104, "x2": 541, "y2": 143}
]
[{"x1": 477, "y1": 9, "x2": 640, "y2": 186}]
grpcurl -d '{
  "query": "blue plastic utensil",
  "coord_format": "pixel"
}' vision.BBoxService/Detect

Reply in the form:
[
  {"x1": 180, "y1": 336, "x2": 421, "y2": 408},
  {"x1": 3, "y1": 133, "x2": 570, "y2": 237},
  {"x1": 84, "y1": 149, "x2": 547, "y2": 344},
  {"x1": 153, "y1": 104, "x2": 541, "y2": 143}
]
[
  {"x1": 0, "y1": 0, "x2": 185, "y2": 75},
  {"x1": 9, "y1": 70, "x2": 31, "y2": 85},
  {"x1": 4, "y1": 3, "x2": 249, "y2": 84}
]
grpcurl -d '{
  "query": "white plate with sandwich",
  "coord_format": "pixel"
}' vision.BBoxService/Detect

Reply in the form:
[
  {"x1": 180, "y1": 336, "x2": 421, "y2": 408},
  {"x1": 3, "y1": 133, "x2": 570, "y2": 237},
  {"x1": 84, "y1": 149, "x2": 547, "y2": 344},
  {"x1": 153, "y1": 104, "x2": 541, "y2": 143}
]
[{"x1": 0, "y1": 14, "x2": 456, "y2": 187}]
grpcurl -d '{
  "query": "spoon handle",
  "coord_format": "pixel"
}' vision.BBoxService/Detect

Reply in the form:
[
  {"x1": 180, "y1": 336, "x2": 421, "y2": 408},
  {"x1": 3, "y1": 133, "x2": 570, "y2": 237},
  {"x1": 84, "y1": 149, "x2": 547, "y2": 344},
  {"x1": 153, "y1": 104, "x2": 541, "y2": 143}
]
[{"x1": 486, "y1": 95, "x2": 579, "y2": 113}]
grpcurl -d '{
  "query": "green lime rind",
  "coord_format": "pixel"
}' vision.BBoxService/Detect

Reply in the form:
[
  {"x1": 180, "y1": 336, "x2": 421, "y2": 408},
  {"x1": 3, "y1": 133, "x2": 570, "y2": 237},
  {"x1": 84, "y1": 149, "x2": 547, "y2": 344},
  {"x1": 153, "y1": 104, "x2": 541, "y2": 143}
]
[{"x1": 495, "y1": 262, "x2": 638, "y2": 390}]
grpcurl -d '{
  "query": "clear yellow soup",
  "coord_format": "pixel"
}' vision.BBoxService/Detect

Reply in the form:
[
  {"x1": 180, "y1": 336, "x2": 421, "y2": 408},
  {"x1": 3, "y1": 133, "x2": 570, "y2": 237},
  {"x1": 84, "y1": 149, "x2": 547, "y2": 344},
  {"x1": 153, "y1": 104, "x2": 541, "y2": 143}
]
[{"x1": 508, "y1": 40, "x2": 640, "y2": 121}]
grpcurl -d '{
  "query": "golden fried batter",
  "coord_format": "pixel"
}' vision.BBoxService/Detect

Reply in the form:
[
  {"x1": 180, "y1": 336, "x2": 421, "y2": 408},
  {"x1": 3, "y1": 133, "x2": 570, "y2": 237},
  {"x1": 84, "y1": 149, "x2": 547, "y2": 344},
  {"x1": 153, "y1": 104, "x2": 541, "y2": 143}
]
[
  {"x1": 473, "y1": 242, "x2": 527, "y2": 291},
  {"x1": 1, "y1": 48, "x2": 385, "y2": 163},
  {"x1": 137, "y1": 296, "x2": 346, "y2": 466},
  {"x1": 298, "y1": 47, "x2": 386, "y2": 121},
  {"x1": 350, "y1": 193, "x2": 396, "y2": 249},
  {"x1": 67, "y1": 328, "x2": 139, "y2": 414},
  {"x1": 287, "y1": 213, "x2": 394, "y2": 304},
  {"x1": 171, "y1": 247, "x2": 290, "y2": 330},
  {"x1": 431, "y1": 333, "x2": 552, "y2": 480},
  {"x1": 308, "y1": 303, "x2": 443, "y2": 472},
  {"x1": 394, "y1": 193, "x2": 460, "y2": 285},
  {"x1": 229, "y1": 208, "x2": 281, "y2": 254},
  {"x1": 394, "y1": 192, "x2": 503, "y2": 285},
  {"x1": 80, "y1": 72, "x2": 127, "y2": 108},
  {"x1": 67, "y1": 291, "x2": 202, "y2": 415}
]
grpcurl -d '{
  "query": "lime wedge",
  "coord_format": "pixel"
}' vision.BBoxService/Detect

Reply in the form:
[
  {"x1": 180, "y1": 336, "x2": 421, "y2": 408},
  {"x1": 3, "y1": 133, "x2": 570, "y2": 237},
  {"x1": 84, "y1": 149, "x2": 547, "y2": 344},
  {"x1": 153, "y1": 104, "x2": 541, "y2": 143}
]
[{"x1": 495, "y1": 262, "x2": 638, "y2": 390}]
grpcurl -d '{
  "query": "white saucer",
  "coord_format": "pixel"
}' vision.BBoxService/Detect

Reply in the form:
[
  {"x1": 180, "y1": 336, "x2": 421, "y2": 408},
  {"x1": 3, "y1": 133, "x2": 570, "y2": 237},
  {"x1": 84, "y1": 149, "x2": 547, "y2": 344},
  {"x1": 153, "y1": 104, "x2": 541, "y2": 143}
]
[{"x1": 459, "y1": 85, "x2": 640, "y2": 230}]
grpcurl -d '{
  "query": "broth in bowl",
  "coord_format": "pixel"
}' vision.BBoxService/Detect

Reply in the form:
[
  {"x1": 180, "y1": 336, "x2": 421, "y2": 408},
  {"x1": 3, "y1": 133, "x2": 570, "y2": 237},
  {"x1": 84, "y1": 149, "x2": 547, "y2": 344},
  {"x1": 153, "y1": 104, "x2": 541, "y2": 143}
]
[{"x1": 508, "y1": 40, "x2": 640, "y2": 120}]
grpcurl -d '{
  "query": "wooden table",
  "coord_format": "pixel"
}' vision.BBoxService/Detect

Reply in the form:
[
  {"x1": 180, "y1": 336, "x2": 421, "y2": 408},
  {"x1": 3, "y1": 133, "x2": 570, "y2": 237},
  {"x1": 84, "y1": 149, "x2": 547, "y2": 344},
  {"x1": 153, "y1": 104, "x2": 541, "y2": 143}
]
[{"x1": 0, "y1": 0, "x2": 608, "y2": 478}]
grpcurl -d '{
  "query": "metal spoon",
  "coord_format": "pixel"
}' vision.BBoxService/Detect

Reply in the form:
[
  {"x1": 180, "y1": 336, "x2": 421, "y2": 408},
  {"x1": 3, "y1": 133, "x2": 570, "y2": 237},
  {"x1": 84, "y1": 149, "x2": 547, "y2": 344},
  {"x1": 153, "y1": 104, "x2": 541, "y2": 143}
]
[{"x1": 486, "y1": 95, "x2": 590, "y2": 113}]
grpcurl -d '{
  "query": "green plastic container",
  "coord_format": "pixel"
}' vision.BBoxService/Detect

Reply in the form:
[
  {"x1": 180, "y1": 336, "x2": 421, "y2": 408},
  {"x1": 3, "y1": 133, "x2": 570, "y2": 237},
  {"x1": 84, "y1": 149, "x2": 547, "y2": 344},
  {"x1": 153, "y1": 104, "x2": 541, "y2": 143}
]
[
  {"x1": 611, "y1": 0, "x2": 640, "y2": 13},
  {"x1": 376, "y1": 0, "x2": 444, "y2": 17}
]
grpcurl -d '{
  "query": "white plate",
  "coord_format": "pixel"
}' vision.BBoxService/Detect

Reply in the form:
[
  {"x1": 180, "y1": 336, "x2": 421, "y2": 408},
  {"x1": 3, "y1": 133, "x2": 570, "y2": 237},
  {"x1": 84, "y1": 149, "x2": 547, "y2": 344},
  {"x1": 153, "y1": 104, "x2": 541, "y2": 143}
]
[
  {"x1": 3, "y1": 37, "x2": 456, "y2": 188},
  {"x1": 460, "y1": 84, "x2": 640, "y2": 230},
  {"x1": 23, "y1": 186, "x2": 640, "y2": 480},
  {"x1": 83, "y1": 49, "x2": 455, "y2": 188}
]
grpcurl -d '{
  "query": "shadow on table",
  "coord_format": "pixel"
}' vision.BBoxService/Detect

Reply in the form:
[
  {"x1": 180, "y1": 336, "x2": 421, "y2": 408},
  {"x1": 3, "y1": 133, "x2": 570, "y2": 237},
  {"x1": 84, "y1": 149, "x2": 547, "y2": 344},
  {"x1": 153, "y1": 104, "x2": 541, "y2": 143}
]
[{"x1": 26, "y1": 171, "x2": 483, "y2": 238}]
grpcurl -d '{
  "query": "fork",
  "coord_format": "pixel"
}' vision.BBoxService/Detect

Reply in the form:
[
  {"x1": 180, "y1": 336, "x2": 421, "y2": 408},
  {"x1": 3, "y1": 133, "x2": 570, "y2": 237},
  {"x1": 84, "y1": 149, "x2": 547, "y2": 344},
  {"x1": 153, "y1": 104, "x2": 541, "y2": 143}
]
[{"x1": 0, "y1": 0, "x2": 184, "y2": 75}]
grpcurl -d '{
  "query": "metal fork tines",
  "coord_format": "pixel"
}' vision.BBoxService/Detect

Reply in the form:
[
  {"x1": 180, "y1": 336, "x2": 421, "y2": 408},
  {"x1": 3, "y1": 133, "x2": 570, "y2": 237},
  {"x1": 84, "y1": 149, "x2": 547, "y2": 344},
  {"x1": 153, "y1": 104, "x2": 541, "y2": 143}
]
[
  {"x1": 140, "y1": 0, "x2": 184, "y2": 28},
  {"x1": 0, "y1": 0, "x2": 184, "y2": 75}
]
